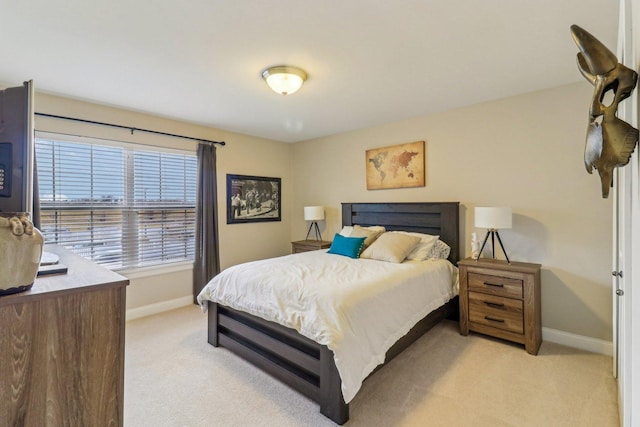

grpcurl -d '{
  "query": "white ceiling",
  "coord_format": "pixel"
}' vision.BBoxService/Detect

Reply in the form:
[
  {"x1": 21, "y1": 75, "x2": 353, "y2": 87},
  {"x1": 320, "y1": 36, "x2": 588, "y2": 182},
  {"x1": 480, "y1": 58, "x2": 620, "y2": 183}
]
[{"x1": 0, "y1": 0, "x2": 619, "y2": 143}]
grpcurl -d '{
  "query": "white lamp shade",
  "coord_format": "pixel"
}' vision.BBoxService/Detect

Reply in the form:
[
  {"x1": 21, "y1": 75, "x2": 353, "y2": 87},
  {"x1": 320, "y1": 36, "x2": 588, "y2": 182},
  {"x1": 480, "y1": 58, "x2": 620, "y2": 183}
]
[
  {"x1": 304, "y1": 206, "x2": 324, "y2": 221},
  {"x1": 475, "y1": 207, "x2": 512, "y2": 229}
]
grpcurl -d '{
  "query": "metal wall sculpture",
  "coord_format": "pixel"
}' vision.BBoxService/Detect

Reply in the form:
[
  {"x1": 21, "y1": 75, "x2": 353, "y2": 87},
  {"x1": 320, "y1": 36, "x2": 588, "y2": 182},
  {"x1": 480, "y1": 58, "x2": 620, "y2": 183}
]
[{"x1": 571, "y1": 24, "x2": 638, "y2": 198}]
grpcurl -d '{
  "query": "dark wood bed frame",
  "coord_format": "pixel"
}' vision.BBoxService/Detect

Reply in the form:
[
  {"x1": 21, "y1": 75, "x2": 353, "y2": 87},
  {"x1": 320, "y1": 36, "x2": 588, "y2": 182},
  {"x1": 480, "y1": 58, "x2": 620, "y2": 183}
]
[{"x1": 207, "y1": 202, "x2": 460, "y2": 424}]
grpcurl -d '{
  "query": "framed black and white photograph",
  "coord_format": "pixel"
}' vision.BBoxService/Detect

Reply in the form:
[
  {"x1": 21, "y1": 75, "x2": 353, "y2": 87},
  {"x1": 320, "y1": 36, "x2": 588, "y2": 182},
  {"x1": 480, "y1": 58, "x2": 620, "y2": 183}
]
[{"x1": 226, "y1": 174, "x2": 281, "y2": 224}]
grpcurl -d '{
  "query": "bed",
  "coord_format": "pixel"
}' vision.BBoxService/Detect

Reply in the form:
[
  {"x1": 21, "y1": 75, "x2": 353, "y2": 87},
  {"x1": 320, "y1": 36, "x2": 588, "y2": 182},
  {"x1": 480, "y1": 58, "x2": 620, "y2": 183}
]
[{"x1": 199, "y1": 202, "x2": 460, "y2": 424}]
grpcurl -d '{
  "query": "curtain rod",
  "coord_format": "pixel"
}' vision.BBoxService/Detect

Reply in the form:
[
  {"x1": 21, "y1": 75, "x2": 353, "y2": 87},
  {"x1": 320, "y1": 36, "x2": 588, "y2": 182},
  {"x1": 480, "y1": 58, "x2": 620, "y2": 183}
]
[{"x1": 35, "y1": 112, "x2": 226, "y2": 146}]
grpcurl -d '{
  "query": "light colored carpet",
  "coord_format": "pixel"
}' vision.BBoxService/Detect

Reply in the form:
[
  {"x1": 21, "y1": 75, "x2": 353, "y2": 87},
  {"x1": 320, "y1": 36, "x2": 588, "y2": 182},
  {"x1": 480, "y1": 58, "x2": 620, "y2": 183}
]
[{"x1": 124, "y1": 306, "x2": 619, "y2": 426}]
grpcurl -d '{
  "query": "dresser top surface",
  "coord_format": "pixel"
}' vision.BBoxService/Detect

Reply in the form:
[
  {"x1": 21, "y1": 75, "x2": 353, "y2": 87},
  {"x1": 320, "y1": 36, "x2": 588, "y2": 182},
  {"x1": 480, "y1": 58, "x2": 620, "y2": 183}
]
[{"x1": 0, "y1": 245, "x2": 128, "y2": 306}]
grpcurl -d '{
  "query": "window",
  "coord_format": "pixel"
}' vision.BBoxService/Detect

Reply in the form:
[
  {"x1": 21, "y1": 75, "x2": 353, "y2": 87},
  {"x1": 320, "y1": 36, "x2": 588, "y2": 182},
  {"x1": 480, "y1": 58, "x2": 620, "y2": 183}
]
[{"x1": 35, "y1": 134, "x2": 197, "y2": 270}]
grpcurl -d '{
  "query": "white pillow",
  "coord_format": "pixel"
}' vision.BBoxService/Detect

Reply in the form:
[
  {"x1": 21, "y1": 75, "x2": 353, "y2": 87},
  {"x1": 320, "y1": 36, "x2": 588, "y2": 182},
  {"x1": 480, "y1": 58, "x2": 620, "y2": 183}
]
[
  {"x1": 394, "y1": 232, "x2": 440, "y2": 261},
  {"x1": 360, "y1": 232, "x2": 421, "y2": 263},
  {"x1": 339, "y1": 226, "x2": 354, "y2": 237}
]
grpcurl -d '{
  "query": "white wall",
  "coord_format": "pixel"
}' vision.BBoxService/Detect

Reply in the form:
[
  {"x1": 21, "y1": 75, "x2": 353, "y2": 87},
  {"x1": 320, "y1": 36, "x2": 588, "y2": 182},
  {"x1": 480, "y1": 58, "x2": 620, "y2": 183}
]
[
  {"x1": 292, "y1": 83, "x2": 613, "y2": 342},
  {"x1": 34, "y1": 83, "x2": 614, "y2": 344}
]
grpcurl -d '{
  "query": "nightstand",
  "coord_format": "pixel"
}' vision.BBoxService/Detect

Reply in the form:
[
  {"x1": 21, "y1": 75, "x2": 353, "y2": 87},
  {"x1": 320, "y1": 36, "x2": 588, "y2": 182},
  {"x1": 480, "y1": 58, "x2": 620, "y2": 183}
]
[
  {"x1": 291, "y1": 240, "x2": 332, "y2": 254},
  {"x1": 458, "y1": 258, "x2": 542, "y2": 355}
]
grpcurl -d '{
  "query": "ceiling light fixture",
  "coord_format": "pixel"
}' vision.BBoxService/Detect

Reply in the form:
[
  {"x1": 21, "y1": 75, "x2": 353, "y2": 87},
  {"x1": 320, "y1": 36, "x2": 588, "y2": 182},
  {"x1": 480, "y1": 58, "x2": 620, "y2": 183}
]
[{"x1": 261, "y1": 65, "x2": 307, "y2": 95}]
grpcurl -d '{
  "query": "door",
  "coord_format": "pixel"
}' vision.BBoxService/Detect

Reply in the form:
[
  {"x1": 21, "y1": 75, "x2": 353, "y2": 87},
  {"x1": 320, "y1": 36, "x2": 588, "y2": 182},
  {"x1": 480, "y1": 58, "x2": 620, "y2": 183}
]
[{"x1": 615, "y1": 1, "x2": 636, "y2": 424}]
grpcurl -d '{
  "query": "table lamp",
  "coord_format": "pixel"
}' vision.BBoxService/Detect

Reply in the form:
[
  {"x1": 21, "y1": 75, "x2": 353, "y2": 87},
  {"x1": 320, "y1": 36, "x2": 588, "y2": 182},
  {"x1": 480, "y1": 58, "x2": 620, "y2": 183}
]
[
  {"x1": 475, "y1": 206, "x2": 512, "y2": 263},
  {"x1": 304, "y1": 206, "x2": 324, "y2": 240}
]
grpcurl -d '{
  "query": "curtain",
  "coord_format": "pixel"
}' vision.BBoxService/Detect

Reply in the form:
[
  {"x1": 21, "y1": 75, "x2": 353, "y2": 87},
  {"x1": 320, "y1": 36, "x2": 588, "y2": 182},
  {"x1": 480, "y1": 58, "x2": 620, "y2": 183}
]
[
  {"x1": 193, "y1": 143, "x2": 220, "y2": 303},
  {"x1": 32, "y1": 154, "x2": 40, "y2": 229}
]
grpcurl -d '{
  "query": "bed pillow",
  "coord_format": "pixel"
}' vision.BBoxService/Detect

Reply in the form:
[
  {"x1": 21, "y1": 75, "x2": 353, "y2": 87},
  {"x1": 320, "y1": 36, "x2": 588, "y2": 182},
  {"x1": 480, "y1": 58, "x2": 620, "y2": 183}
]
[
  {"x1": 361, "y1": 225, "x2": 386, "y2": 234},
  {"x1": 338, "y1": 226, "x2": 354, "y2": 237},
  {"x1": 360, "y1": 232, "x2": 421, "y2": 263},
  {"x1": 349, "y1": 225, "x2": 384, "y2": 248},
  {"x1": 426, "y1": 239, "x2": 451, "y2": 260},
  {"x1": 395, "y1": 232, "x2": 440, "y2": 261},
  {"x1": 339, "y1": 225, "x2": 386, "y2": 237},
  {"x1": 327, "y1": 233, "x2": 367, "y2": 259}
]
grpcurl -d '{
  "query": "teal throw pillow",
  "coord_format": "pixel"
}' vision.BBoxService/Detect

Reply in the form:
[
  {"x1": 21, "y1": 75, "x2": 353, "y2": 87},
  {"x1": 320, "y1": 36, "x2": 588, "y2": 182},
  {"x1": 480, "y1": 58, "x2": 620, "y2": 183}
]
[{"x1": 327, "y1": 233, "x2": 366, "y2": 259}]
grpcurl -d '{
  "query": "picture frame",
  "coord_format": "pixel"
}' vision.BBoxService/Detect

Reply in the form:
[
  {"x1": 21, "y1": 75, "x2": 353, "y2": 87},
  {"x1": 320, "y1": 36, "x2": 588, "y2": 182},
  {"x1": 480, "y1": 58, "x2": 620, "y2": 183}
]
[
  {"x1": 226, "y1": 174, "x2": 281, "y2": 224},
  {"x1": 365, "y1": 140, "x2": 425, "y2": 190}
]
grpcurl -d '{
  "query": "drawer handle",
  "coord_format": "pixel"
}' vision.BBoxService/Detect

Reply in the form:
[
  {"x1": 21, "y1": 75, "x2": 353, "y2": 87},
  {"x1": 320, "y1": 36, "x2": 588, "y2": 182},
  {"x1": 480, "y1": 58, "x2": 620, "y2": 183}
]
[
  {"x1": 484, "y1": 301, "x2": 505, "y2": 309},
  {"x1": 484, "y1": 316, "x2": 505, "y2": 323},
  {"x1": 484, "y1": 281, "x2": 504, "y2": 288}
]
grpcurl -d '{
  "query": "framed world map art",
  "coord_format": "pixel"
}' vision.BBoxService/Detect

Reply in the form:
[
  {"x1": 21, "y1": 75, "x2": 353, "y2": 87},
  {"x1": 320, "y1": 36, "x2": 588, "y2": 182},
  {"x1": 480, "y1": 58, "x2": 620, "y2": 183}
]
[{"x1": 365, "y1": 141, "x2": 425, "y2": 190}]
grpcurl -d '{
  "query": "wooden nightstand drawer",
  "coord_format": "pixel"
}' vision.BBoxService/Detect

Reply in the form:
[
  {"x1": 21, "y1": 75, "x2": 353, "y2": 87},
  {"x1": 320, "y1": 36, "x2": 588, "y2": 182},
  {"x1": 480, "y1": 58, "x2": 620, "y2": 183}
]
[
  {"x1": 468, "y1": 272, "x2": 523, "y2": 299},
  {"x1": 469, "y1": 291, "x2": 523, "y2": 334}
]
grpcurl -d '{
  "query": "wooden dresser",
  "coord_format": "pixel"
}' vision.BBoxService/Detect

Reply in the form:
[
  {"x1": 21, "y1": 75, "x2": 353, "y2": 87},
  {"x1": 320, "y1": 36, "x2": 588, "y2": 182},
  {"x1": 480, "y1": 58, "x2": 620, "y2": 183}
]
[
  {"x1": 291, "y1": 239, "x2": 332, "y2": 253},
  {"x1": 458, "y1": 258, "x2": 541, "y2": 355},
  {"x1": 0, "y1": 245, "x2": 128, "y2": 426}
]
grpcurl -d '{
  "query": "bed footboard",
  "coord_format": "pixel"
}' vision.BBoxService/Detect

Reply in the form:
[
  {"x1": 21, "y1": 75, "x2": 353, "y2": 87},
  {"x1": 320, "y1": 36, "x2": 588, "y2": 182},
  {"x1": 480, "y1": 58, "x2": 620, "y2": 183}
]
[
  {"x1": 207, "y1": 301, "x2": 348, "y2": 424},
  {"x1": 207, "y1": 297, "x2": 458, "y2": 424}
]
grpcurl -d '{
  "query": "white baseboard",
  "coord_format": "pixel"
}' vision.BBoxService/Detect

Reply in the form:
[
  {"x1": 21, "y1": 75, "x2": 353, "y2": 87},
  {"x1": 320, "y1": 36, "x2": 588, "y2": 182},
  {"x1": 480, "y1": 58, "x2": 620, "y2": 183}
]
[
  {"x1": 542, "y1": 327, "x2": 613, "y2": 356},
  {"x1": 126, "y1": 295, "x2": 194, "y2": 322}
]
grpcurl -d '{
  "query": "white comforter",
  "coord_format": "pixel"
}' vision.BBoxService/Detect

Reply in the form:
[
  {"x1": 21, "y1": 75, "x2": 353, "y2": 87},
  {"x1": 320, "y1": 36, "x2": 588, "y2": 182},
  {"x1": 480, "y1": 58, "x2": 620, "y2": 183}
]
[{"x1": 197, "y1": 250, "x2": 458, "y2": 403}]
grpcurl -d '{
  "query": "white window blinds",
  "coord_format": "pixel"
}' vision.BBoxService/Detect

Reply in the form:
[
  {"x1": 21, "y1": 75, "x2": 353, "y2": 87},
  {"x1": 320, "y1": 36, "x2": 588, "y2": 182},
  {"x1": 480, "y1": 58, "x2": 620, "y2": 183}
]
[{"x1": 35, "y1": 135, "x2": 197, "y2": 270}]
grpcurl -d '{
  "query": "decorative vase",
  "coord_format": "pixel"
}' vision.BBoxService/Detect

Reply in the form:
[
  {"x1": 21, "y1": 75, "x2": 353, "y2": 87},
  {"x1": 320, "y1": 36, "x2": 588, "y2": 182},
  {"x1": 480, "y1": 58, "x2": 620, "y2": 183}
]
[
  {"x1": 0, "y1": 213, "x2": 44, "y2": 296},
  {"x1": 471, "y1": 232, "x2": 480, "y2": 260}
]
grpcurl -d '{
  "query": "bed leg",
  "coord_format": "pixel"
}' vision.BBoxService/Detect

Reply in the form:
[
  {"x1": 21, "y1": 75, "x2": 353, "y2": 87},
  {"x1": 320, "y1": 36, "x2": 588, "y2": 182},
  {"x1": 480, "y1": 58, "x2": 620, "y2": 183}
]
[
  {"x1": 319, "y1": 347, "x2": 349, "y2": 425},
  {"x1": 207, "y1": 302, "x2": 219, "y2": 347}
]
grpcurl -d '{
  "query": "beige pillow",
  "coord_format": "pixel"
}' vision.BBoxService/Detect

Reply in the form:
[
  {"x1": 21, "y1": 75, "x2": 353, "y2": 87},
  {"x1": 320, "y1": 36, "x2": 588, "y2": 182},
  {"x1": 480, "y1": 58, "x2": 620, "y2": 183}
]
[
  {"x1": 360, "y1": 232, "x2": 421, "y2": 263},
  {"x1": 339, "y1": 225, "x2": 386, "y2": 237},
  {"x1": 349, "y1": 225, "x2": 384, "y2": 248}
]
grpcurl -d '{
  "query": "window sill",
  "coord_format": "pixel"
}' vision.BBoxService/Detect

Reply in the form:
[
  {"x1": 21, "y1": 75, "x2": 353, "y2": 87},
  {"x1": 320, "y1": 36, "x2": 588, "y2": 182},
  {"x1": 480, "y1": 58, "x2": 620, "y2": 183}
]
[{"x1": 118, "y1": 261, "x2": 193, "y2": 280}]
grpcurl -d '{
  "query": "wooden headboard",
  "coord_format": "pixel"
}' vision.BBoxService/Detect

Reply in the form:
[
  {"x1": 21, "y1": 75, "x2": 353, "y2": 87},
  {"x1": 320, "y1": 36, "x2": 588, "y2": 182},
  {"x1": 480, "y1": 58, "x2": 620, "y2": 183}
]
[{"x1": 341, "y1": 202, "x2": 460, "y2": 264}]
